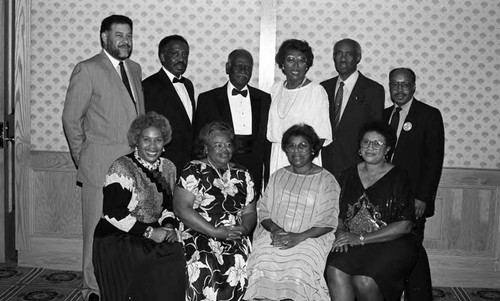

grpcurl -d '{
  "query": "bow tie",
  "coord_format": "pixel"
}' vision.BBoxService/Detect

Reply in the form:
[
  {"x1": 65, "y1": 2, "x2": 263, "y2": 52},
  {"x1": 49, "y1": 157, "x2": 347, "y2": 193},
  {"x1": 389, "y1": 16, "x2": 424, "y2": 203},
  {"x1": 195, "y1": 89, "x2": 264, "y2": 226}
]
[
  {"x1": 232, "y1": 88, "x2": 248, "y2": 97},
  {"x1": 173, "y1": 77, "x2": 185, "y2": 84}
]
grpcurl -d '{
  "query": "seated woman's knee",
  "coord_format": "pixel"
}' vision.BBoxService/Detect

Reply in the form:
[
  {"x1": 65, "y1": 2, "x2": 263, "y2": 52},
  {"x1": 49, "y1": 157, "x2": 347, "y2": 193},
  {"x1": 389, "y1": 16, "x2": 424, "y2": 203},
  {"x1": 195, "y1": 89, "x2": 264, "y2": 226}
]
[{"x1": 353, "y1": 275, "x2": 379, "y2": 291}]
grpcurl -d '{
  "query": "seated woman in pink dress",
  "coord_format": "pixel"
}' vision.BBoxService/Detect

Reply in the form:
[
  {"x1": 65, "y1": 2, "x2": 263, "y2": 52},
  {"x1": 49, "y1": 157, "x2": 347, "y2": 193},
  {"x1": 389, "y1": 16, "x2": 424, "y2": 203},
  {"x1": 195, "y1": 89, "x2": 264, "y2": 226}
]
[{"x1": 244, "y1": 123, "x2": 340, "y2": 301}]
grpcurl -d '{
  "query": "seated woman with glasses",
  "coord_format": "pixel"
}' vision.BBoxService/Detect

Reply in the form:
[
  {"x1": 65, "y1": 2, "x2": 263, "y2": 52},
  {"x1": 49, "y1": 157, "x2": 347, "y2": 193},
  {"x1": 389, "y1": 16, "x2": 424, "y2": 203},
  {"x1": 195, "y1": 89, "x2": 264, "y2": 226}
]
[
  {"x1": 173, "y1": 121, "x2": 257, "y2": 301},
  {"x1": 326, "y1": 120, "x2": 419, "y2": 301},
  {"x1": 244, "y1": 123, "x2": 340, "y2": 301},
  {"x1": 267, "y1": 39, "x2": 332, "y2": 175}
]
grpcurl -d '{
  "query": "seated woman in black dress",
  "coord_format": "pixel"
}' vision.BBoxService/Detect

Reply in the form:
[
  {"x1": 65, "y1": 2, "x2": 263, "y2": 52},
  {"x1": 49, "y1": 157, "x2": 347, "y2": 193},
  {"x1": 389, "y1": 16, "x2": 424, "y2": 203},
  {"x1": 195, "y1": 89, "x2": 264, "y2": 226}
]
[
  {"x1": 326, "y1": 121, "x2": 419, "y2": 301},
  {"x1": 93, "y1": 112, "x2": 185, "y2": 301}
]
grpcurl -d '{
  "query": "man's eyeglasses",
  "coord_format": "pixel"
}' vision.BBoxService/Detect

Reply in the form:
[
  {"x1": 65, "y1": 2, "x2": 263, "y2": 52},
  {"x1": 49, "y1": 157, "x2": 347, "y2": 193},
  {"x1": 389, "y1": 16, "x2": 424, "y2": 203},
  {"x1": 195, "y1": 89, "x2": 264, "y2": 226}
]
[
  {"x1": 389, "y1": 82, "x2": 412, "y2": 90},
  {"x1": 284, "y1": 55, "x2": 308, "y2": 66},
  {"x1": 360, "y1": 139, "x2": 386, "y2": 150},
  {"x1": 285, "y1": 142, "x2": 311, "y2": 153}
]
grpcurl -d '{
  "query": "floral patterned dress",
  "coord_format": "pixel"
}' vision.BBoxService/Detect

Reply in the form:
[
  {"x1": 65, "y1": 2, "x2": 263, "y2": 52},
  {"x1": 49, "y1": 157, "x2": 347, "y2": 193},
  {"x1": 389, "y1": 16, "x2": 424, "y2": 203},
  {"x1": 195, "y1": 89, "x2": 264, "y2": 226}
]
[{"x1": 177, "y1": 160, "x2": 255, "y2": 301}]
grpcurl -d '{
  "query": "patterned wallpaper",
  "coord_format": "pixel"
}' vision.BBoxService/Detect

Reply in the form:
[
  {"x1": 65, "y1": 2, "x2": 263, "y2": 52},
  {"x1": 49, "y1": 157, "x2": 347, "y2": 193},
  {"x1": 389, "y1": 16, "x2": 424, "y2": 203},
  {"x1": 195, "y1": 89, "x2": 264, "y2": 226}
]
[{"x1": 30, "y1": 0, "x2": 500, "y2": 169}]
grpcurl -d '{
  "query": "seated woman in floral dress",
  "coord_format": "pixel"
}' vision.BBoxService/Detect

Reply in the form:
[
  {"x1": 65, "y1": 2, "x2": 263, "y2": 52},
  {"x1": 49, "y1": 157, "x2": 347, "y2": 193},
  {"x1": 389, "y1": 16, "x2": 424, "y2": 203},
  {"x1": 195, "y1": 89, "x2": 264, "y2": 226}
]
[{"x1": 173, "y1": 121, "x2": 257, "y2": 301}]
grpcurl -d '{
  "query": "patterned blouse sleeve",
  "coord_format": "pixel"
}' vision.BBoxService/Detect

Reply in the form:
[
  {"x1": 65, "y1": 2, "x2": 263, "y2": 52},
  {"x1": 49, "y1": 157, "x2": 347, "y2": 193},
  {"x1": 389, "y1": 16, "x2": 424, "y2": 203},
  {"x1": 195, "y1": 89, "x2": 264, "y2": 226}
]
[
  {"x1": 257, "y1": 172, "x2": 276, "y2": 223},
  {"x1": 313, "y1": 172, "x2": 340, "y2": 230},
  {"x1": 392, "y1": 169, "x2": 415, "y2": 222},
  {"x1": 102, "y1": 158, "x2": 148, "y2": 236},
  {"x1": 243, "y1": 169, "x2": 256, "y2": 206},
  {"x1": 158, "y1": 158, "x2": 179, "y2": 228},
  {"x1": 176, "y1": 162, "x2": 201, "y2": 194}
]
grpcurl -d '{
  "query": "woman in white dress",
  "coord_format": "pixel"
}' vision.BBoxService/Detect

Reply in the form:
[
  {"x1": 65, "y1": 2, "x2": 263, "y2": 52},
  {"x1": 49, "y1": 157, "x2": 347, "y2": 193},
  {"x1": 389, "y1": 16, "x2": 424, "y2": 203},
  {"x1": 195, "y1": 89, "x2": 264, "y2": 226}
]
[{"x1": 267, "y1": 39, "x2": 332, "y2": 175}]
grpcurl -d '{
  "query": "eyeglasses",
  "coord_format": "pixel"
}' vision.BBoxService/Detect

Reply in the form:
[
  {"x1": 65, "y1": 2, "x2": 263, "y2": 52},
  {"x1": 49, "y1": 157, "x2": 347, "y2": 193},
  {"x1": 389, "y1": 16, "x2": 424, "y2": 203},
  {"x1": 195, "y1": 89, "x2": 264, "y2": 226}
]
[
  {"x1": 285, "y1": 142, "x2": 310, "y2": 153},
  {"x1": 360, "y1": 139, "x2": 386, "y2": 150},
  {"x1": 389, "y1": 82, "x2": 412, "y2": 90},
  {"x1": 211, "y1": 142, "x2": 233, "y2": 151},
  {"x1": 284, "y1": 55, "x2": 308, "y2": 65}
]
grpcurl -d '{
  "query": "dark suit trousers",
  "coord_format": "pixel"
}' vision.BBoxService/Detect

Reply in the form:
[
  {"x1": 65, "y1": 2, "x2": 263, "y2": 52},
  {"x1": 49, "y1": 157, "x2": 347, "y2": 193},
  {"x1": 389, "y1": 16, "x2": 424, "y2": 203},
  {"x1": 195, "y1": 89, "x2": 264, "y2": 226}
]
[{"x1": 405, "y1": 219, "x2": 433, "y2": 301}]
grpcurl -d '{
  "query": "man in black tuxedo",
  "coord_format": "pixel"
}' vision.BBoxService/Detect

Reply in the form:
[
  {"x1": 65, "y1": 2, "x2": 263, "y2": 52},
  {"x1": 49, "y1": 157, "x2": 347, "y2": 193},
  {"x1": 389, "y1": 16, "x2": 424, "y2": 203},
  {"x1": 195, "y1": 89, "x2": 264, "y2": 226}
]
[
  {"x1": 143, "y1": 35, "x2": 195, "y2": 173},
  {"x1": 384, "y1": 67, "x2": 445, "y2": 301},
  {"x1": 194, "y1": 49, "x2": 271, "y2": 196},
  {"x1": 321, "y1": 38, "x2": 385, "y2": 180}
]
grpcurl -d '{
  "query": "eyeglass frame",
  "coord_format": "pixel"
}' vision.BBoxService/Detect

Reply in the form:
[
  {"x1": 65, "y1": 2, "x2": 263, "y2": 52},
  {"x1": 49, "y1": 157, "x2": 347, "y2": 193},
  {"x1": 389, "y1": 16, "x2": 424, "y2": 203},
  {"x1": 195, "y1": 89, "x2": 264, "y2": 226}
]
[
  {"x1": 389, "y1": 81, "x2": 413, "y2": 90},
  {"x1": 284, "y1": 55, "x2": 308, "y2": 66},
  {"x1": 360, "y1": 139, "x2": 386, "y2": 150},
  {"x1": 284, "y1": 142, "x2": 311, "y2": 153}
]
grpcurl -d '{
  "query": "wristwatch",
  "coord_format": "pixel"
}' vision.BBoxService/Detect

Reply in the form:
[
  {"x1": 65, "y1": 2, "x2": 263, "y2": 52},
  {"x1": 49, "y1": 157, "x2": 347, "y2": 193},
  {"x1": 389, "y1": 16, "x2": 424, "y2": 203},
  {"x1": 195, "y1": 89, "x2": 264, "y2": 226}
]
[
  {"x1": 144, "y1": 226, "x2": 154, "y2": 239},
  {"x1": 359, "y1": 234, "x2": 365, "y2": 246}
]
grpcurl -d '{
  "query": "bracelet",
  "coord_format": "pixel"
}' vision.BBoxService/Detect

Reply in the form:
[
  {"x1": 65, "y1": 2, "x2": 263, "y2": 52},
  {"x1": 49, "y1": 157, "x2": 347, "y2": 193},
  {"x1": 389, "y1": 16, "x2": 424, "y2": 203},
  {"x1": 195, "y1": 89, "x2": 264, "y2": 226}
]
[
  {"x1": 359, "y1": 234, "x2": 365, "y2": 246},
  {"x1": 143, "y1": 226, "x2": 153, "y2": 239}
]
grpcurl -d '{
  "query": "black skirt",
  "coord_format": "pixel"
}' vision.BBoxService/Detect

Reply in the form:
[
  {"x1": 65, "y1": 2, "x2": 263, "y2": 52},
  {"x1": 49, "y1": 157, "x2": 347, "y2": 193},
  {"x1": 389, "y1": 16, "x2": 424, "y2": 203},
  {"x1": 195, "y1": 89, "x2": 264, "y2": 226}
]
[
  {"x1": 93, "y1": 228, "x2": 186, "y2": 301},
  {"x1": 326, "y1": 235, "x2": 418, "y2": 301}
]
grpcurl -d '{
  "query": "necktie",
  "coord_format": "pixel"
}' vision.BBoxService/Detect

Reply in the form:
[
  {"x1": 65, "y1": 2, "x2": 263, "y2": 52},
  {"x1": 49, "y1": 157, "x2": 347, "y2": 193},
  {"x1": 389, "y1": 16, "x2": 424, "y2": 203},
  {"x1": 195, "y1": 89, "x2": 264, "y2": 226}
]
[
  {"x1": 388, "y1": 106, "x2": 402, "y2": 162},
  {"x1": 332, "y1": 81, "x2": 344, "y2": 127},
  {"x1": 232, "y1": 88, "x2": 248, "y2": 97},
  {"x1": 173, "y1": 77, "x2": 185, "y2": 84},
  {"x1": 390, "y1": 106, "x2": 402, "y2": 132},
  {"x1": 119, "y1": 62, "x2": 134, "y2": 102}
]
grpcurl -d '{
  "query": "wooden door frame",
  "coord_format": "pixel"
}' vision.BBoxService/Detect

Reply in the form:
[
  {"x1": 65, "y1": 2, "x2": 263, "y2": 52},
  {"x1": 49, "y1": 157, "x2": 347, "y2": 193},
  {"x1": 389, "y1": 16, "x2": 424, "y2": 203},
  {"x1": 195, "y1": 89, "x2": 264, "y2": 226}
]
[
  {"x1": 13, "y1": 0, "x2": 31, "y2": 251},
  {"x1": 0, "y1": 0, "x2": 16, "y2": 263}
]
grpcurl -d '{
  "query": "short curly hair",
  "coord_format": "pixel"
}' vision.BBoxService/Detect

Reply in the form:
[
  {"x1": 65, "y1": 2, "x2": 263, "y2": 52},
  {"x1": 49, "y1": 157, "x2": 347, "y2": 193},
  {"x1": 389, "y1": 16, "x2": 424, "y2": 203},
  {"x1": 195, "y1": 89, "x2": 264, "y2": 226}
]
[
  {"x1": 358, "y1": 120, "x2": 397, "y2": 151},
  {"x1": 127, "y1": 111, "x2": 172, "y2": 148},
  {"x1": 193, "y1": 121, "x2": 235, "y2": 159},
  {"x1": 275, "y1": 39, "x2": 314, "y2": 70},
  {"x1": 281, "y1": 123, "x2": 321, "y2": 159}
]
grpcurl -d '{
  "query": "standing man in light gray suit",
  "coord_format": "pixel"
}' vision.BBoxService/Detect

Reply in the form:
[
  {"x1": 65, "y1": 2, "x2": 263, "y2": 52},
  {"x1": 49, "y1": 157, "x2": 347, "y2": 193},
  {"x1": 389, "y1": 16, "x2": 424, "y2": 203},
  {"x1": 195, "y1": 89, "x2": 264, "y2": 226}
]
[{"x1": 62, "y1": 15, "x2": 144, "y2": 301}]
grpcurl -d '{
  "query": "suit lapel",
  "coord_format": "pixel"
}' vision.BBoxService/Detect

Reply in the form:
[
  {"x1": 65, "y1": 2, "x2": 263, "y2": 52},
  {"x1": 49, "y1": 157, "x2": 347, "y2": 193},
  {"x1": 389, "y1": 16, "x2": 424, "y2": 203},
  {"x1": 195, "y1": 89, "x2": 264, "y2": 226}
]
[
  {"x1": 393, "y1": 99, "x2": 420, "y2": 161},
  {"x1": 219, "y1": 84, "x2": 234, "y2": 128},
  {"x1": 158, "y1": 69, "x2": 192, "y2": 126},
  {"x1": 337, "y1": 74, "x2": 367, "y2": 129},
  {"x1": 249, "y1": 86, "x2": 261, "y2": 137},
  {"x1": 99, "y1": 51, "x2": 138, "y2": 115}
]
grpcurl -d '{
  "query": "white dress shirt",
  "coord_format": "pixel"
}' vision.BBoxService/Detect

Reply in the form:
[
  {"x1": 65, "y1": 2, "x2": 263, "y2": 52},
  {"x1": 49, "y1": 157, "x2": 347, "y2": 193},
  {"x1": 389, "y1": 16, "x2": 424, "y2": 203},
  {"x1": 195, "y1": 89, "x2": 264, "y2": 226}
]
[
  {"x1": 227, "y1": 81, "x2": 252, "y2": 135},
  {"x1": 335, "y1": 70, "x2": 360, "y2": 119},
  {"x1": 163, "y1": 67, "x2": 193, "y2": 122}
]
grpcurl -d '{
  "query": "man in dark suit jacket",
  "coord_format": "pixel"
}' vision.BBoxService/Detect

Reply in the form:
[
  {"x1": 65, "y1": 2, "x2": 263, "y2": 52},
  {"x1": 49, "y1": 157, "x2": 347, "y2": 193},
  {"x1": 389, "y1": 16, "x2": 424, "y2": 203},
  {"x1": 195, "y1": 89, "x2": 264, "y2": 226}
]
[
  {"x1": 143, "y1": 35, "x2": 195, "y2": 173},
  {"x1": 384, "y1": 67, "x2": 445, "y2": 301},
  {"x1": 62, "y1": 15, "x2": 144, "y2": 301},
  {"x1": 321, "y1": 39, "x2": 385, "y2": 180},
  {"x1": 194, "y1": 49, "x2": 271, "y2": 196}
]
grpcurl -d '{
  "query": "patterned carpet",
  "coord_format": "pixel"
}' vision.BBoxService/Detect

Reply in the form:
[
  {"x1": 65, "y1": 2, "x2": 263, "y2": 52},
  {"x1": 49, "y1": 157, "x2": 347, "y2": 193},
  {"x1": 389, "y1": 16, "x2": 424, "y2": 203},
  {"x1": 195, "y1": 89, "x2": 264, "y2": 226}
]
[{"x1": 1, "y1": 262, "x2": 500, "y2": 300}]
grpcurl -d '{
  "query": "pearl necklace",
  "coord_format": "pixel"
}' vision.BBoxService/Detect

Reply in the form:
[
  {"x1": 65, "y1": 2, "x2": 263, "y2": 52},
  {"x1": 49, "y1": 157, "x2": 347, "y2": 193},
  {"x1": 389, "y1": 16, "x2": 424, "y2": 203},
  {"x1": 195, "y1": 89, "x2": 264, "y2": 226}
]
[
  {"x1": 276, "y1": 77, "x2": 307, "y2": 119},
  {"x1": 207, "y1": 158, "x2": 230, "y2": 180}
]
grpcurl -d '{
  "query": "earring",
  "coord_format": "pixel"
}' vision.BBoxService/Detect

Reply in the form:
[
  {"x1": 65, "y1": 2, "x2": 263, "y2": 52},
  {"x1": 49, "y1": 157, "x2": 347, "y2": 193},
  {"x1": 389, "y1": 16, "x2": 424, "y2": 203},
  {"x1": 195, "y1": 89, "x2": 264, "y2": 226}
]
[{"x1": 358, "y1": 149, "x2": 362, "y2": 156}]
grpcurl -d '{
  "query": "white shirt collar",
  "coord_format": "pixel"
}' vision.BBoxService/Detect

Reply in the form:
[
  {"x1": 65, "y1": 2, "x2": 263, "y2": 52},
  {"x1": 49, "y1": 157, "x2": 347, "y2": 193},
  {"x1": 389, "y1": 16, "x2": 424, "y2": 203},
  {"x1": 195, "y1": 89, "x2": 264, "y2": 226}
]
[
  {"x1": 338, "y1": 70, "x2": 359, "y2": 91},
  {"x1": 394, "y1": 97, "x2": 414, "y2": 112},
  {"x1": 162, "y1": 67, "x2": 183, "y2": 83},
  {"x1": 103, "y1": 49, "x2": 122, "y2": 70},
  {"x1": 227, "y1": 81, "x2": 249, "y2": 95}
]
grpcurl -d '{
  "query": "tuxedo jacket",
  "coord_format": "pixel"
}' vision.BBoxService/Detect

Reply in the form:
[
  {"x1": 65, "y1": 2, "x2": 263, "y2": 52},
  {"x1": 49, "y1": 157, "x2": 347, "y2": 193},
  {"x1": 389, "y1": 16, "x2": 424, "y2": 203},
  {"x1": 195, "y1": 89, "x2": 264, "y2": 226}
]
[
  {"x1": 62, "y1": 50, "x2": 145, "y2": 187},
  {"x1": 143, "y1": 68, "x2": 196, "y2": 173},
  {"x1": 321, "y1": 72, "x2": 385, "y2": 180},
  {"x1": 193, "y1": 84, "x2": 271, "y2": 195},
  {"x1": 384, "y1": 99, "x2": 445, "y2": 218}
]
